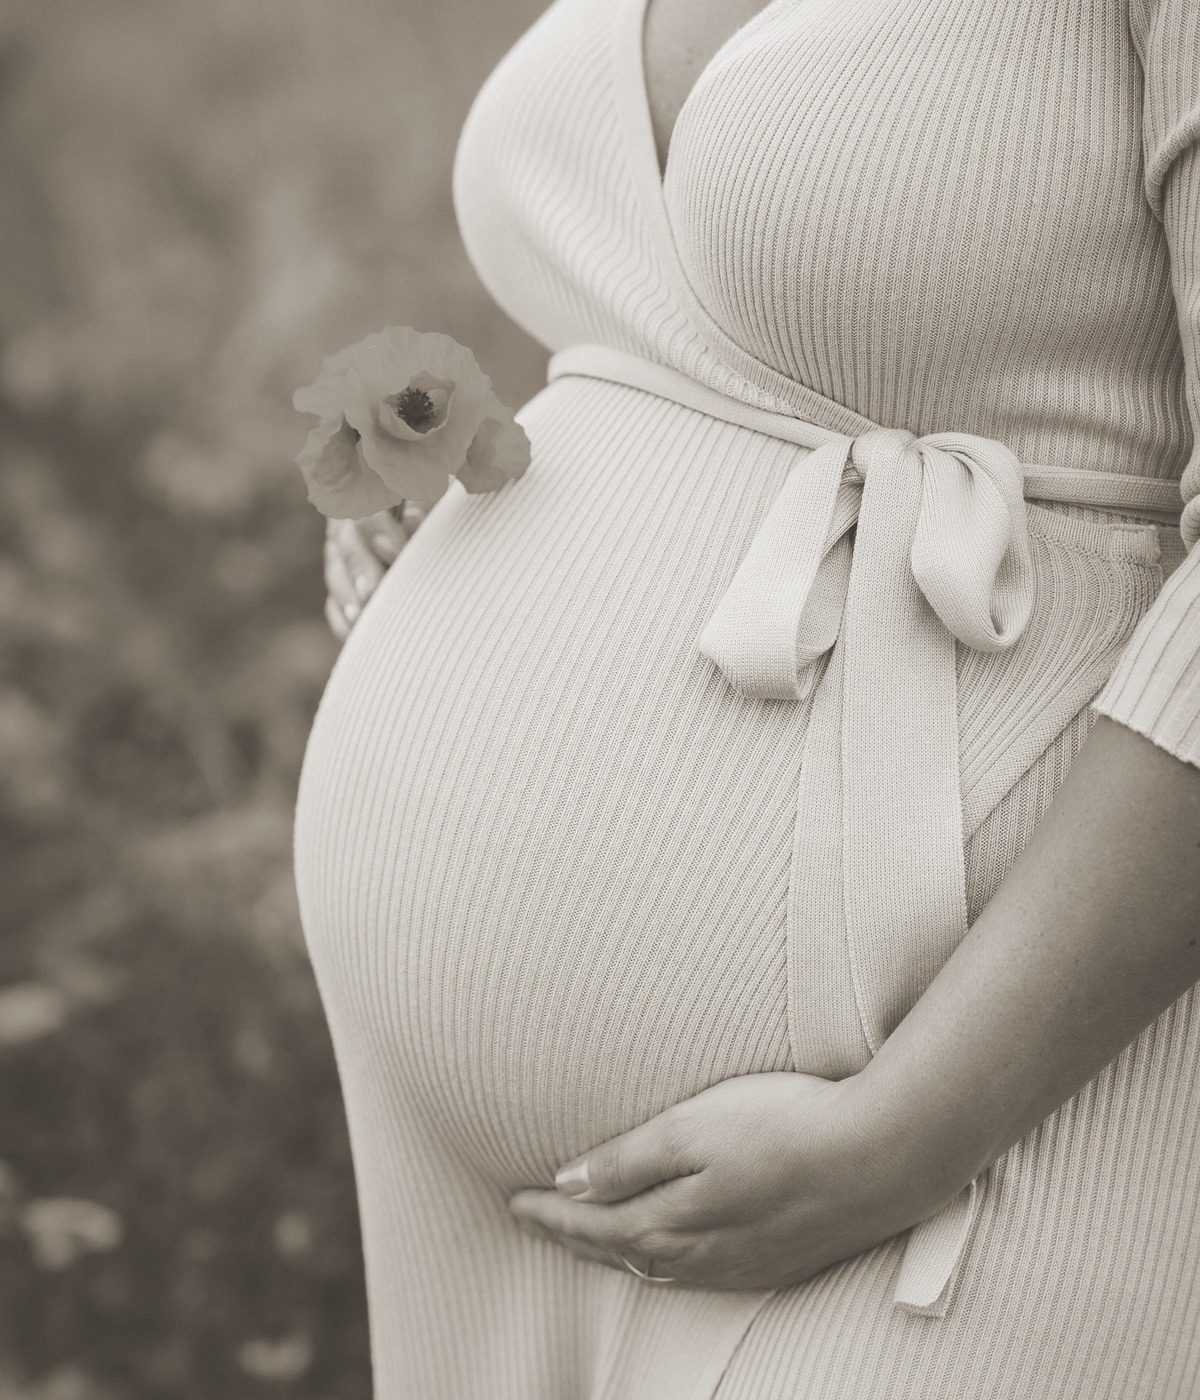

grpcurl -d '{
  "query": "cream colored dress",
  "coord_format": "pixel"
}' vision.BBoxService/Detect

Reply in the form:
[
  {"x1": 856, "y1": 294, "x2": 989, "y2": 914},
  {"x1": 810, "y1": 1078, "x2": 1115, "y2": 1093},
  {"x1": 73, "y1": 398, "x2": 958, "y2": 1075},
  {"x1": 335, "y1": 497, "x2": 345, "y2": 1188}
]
[{"x1": 293, "y1": 0, "x2": 1200, "y2": 1394}]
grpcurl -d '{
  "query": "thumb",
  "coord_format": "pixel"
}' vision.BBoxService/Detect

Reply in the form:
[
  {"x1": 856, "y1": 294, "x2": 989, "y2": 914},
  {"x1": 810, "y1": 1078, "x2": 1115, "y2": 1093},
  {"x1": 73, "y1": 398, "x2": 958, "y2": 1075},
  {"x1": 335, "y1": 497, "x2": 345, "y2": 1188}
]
[{"x1": 555, "y1": 1111, "x2": 697, "y2": 1204}]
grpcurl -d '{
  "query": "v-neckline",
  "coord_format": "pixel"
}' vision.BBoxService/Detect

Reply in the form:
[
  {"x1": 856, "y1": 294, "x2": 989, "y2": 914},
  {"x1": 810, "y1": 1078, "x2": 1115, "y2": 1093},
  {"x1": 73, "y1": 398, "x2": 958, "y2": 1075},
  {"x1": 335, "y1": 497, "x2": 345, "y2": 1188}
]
[
  {"x1": 612, "y1": 0, "x2": 781, "y2": 300},
  {"x1": 609, "y1": 0, "x2": 877, "y2": 432},
  {"x1": 631, "y1": 0, "x2": 790, "y2": 190}
]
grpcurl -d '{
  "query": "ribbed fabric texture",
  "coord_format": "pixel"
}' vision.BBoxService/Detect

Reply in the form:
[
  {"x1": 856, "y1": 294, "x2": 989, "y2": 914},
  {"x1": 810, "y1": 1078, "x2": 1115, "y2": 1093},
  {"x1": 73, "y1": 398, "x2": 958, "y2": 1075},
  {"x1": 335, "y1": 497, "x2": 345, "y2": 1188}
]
[{"x1": 293, "y1": 0, "x2": 1200, "y2": 1395}]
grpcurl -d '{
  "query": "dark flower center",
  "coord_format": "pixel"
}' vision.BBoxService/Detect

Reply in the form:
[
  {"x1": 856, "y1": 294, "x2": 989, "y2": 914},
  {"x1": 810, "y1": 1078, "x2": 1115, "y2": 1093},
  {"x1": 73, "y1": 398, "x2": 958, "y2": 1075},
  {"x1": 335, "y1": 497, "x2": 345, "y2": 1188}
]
[{"x1": 388, "y1": 386, "x2": 439, "y2": 432}]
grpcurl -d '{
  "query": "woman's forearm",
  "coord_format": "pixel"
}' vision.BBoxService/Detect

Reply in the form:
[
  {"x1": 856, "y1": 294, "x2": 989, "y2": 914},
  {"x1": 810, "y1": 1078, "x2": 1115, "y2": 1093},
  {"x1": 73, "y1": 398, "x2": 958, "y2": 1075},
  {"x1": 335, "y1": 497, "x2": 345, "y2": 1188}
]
[{"x1": 855, "y1": 715, "x2": 1200, "y2": 1215}]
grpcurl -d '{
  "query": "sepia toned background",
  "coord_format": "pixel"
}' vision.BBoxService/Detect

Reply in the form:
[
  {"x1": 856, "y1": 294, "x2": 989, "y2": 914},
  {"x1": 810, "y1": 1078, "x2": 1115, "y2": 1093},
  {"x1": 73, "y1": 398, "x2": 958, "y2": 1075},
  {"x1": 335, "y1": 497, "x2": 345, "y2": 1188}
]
[{"x1": 0, "y1": 2, "x2": 547, "y2": 1396}]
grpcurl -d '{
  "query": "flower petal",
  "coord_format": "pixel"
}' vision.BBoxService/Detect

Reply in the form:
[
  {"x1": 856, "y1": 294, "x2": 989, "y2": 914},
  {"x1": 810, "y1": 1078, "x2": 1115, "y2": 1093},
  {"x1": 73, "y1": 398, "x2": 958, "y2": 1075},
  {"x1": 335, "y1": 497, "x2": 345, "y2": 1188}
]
[
  {"x1": 380, "y1": 327, "x2": 492, "y2": 396},
  {"x1": 293, "y1": 348, "x2": 356, "y2": 417},
  {"x1": 296, "y1": 416, "x2": 403, "y2": 518},
  {"x1": 458, "y1": 398, "x2": 532, "y2": 494},
  {"x1": 356, "y1": 428, "x2": 453, "y2": 503},
  {"x1": 339, "y1": 376, "x2": 380, "y2": 442}
]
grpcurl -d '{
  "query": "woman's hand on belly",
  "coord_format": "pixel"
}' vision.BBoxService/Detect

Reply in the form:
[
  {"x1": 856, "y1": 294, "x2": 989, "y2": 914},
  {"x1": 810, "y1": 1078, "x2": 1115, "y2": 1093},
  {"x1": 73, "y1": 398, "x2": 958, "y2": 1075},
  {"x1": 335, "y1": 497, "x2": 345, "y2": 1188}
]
[{"x1": 507, "y1": 1070, "x2": 946, "y2": 1291}]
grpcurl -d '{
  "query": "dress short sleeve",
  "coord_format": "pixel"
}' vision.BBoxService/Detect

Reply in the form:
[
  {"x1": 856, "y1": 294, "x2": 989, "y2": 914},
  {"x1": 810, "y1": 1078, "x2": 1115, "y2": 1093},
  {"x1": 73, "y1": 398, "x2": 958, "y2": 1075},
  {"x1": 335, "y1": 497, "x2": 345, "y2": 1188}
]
[{"x1": 1092, "y1": 0, "x2": 1200, "y2": 766}]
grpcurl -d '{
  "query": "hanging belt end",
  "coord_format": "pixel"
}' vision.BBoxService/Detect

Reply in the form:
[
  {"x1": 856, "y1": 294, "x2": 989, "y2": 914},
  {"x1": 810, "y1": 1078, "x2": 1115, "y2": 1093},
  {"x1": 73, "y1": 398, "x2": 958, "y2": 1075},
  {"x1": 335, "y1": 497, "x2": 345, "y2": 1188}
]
[{"x1": 891, "y1": 1178, "x2": 981, "y2": 1319}]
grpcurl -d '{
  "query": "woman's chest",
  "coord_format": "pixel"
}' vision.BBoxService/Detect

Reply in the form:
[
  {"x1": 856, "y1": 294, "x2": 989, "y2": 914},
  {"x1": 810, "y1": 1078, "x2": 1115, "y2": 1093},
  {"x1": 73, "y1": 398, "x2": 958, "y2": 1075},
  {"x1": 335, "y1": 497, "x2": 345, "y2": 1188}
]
[
  {"x1": 642, "y1": 0, "x2": 778, "y2": 177},
  {"x1": 655, "y1": 0, "x2": 1158, "y2": 416},
  {"x1": 454, "y1": 0, "x2": 1167, "y2": 451}
]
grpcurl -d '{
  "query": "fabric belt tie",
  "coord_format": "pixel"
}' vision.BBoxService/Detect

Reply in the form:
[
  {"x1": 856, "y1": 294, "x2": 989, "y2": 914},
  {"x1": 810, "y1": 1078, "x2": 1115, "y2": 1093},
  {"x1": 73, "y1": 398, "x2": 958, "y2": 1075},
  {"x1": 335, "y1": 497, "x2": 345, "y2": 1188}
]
[
  {"x1": 546, "y1": 344, "x2": 1181, "y2": 1318},
  {"x1": 701, "y1": 423, "x2": 1028, "y2": 1034}
]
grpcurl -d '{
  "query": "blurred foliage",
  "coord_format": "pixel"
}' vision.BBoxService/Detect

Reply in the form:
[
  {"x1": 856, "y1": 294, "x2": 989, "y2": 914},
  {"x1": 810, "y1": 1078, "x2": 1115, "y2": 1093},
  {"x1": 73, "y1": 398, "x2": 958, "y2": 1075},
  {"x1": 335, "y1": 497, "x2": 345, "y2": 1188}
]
[{"x1": 0, "y1": 1, "x2": 548, "y2": 1396}]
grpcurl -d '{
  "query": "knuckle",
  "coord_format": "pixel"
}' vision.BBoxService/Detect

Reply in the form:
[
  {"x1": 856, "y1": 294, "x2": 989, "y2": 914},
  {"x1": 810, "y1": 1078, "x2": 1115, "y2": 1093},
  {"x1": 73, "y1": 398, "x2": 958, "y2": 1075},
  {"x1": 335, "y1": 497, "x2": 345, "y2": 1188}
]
[
  {"x1": 625, "y1": 1212, "x2": 666, "y2": 1256},
  {"x1": 658, "y1": 1111, "x2": 701, "y2": 1171},
  {"x1": 637, "y1": 1227, "x2": 684, "y2": 1262},
  {"x1": 658, "y1": 1115, "x2": 688, "y2": 1155},
  {"x1": 594, "y1": 1143, "x2": 628, "y2": 1195}
]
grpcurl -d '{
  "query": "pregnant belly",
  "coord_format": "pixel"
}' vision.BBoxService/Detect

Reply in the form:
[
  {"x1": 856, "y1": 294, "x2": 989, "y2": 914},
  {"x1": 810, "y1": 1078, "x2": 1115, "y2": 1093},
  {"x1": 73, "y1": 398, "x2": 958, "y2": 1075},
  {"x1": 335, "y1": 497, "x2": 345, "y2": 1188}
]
[{"x1": 293, "y1": 377, "x2": 815, "y2": 1189}]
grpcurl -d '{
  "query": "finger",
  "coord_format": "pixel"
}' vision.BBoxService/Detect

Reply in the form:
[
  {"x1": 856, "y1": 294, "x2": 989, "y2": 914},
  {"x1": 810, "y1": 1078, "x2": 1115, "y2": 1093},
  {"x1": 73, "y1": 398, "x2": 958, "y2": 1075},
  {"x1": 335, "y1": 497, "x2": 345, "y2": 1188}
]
[
  {"x1": 509, "y1": 1189, "x2": 678, "y2": 1261},
  {"x1": 324, "y1": 531, "x2": 362, "y2": 621},
  {"x1": 554, "y1": 1109, "x2": 700, "y2": 1204},
  {"x1": 325, "y1": 595, "x2": 351, "y2": 642},
  {"x1": 336, "y1": 520, "x2": 386, "y2": 603},
  {"x1": 360, "y1": 509, "x2": 408, "y2": 565},
  {"x1": 396, "y1": 500, "x2": 428, "y2": 537}
]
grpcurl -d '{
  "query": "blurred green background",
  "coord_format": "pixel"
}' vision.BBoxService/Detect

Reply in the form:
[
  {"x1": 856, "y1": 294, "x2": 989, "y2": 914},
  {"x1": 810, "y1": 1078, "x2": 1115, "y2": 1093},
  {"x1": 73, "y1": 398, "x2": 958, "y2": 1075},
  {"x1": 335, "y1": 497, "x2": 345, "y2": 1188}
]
[{"x1": 0, "y1": 2, "x2": 547, "y2": 1396}]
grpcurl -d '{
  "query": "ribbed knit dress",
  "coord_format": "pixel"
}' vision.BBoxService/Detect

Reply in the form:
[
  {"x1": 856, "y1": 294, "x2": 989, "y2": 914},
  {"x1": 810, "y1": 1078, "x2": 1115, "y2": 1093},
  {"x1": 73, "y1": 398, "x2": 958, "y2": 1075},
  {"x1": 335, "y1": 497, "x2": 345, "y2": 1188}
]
[{"x1": 292, "y1": 0, "x2": 1200, "y2": 1395}]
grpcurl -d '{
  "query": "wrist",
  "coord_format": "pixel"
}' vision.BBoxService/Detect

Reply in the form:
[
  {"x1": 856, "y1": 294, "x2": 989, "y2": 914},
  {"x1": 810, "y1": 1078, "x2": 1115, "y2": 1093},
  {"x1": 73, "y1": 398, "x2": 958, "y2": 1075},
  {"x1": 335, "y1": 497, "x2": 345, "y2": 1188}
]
[{"x1": 839, "y1": 1059, "x2": 991, "y2": 1229}]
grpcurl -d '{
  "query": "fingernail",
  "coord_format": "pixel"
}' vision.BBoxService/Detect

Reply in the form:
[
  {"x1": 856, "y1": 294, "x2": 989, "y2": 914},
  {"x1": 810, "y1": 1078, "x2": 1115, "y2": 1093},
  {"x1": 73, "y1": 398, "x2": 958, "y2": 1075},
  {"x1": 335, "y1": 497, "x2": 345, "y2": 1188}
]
[
  {"x1": 373, "y1": 535, "x2": 399, "y2": 562},
  {"x1": 555, "y1": 1161, "x2": 590, "y2": 1197},
  {"x1": 344, "y1": 600, "x2": 360, "y2": 624}
]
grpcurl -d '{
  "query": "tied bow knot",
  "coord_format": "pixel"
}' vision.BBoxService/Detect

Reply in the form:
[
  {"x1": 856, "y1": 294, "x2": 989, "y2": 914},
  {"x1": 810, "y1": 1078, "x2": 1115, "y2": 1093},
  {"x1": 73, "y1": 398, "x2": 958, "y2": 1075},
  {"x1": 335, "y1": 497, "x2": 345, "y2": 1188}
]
[
  {"x1": 697, "y1": 422, "x2": 1039, "y2": 1053},
  {"x1": 863, "y1": 427, "x2": 1035, "y2": 656},
  {"x1": 698, "y1": 426, "x2": 1036, "y2": 702}
]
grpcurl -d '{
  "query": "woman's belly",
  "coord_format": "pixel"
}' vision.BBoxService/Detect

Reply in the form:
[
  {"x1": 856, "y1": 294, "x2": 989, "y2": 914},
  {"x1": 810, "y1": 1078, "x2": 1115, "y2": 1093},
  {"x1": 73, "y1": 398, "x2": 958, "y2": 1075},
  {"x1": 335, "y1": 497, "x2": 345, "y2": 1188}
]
[
  {"x1": 294, "y1": 369, "x2": 1168, "y2": 1201},
  {"x1": 293, "y1": 376, "x2": 817, "y2": 1190}
]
